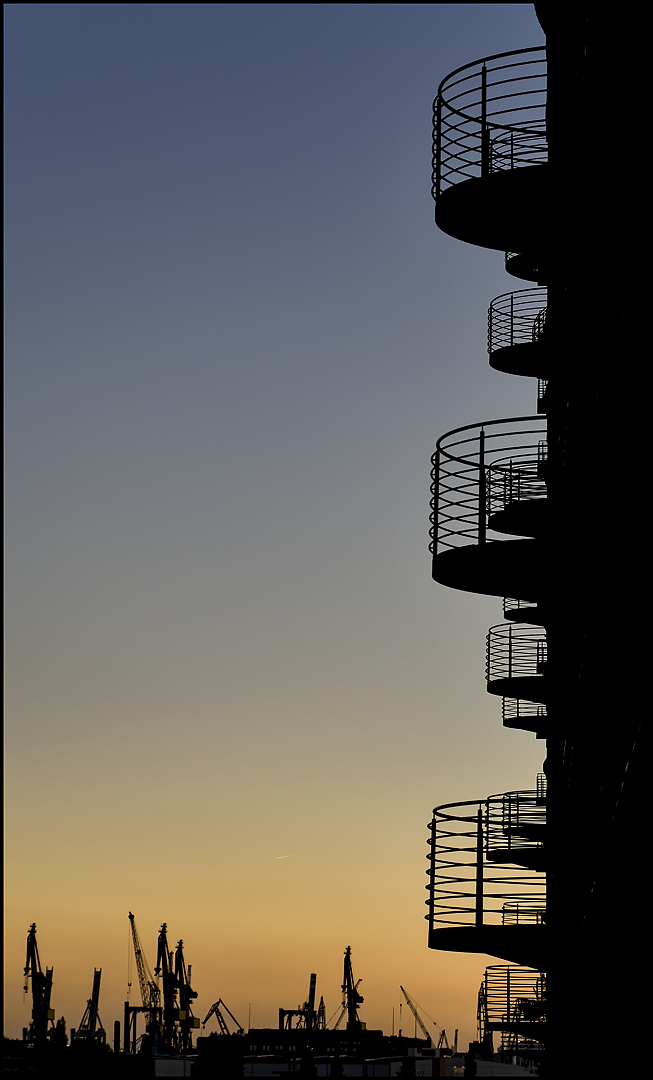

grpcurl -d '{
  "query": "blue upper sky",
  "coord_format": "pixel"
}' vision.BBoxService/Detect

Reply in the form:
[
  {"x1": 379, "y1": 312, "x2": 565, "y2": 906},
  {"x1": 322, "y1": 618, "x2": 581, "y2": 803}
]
[{"x1": 5, "y1": 3, "x2": 546, "y2": 1042}]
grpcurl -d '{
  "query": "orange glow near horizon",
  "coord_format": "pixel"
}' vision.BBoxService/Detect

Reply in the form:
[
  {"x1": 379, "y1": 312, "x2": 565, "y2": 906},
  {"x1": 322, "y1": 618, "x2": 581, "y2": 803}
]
[{"x1": 5, "y1": 2, "x2": 546, "y2": 1050}]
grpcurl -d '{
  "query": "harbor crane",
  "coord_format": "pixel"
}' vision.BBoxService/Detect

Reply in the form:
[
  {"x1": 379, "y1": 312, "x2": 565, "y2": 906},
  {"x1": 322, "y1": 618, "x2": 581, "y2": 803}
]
[
  {"x1": 23, "y1": 924, "x2": 54, "y2": 1044},
  {"x1": 332, "y1": 947, "x2": 364, "y2": 1032},
  {"x1": 175, "y1": 938, "x2": 200, "y2": 1053},
  {"x1": 202, "y1": 999, "x2": 245, "y2": 1035},
  {"x1": 437, "y1": 1029, "x2": 457, "y2": 1053},
  {"x1": 71, "y1": 969, "x2": 106, "y2": 1044},
  {"x1": 125, "y1": 913, "x2": 161, "y2": 1053},
  {"x1": 155, "y1": 922, "x2": 179, "y2": 1054},
  {"x1": 279, "y1": 973, "x2": 326, "y2": 1031},
  {"x1": 400, "y1": 986, "x2": 432, "y2": 1046}
]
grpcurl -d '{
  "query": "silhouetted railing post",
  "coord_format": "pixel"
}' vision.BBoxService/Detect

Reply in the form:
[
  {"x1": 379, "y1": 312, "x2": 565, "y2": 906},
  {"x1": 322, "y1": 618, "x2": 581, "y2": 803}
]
[
  {"x1": 435, "y1": 96, "x2": 442, "y2": 198},
  {"x1": 427, "y1": 815, "x2": 436, "y2": 933},
  {"x1": 480, "y1": 66, "x2": 489, "y2": 177},
  {"x1": 475, "y1": 808, "x2": 484, "y2": 927},
  {"x1": 510, "y1": 292, "x2": 514, "y2": 346},
  {"x1": 431, "y1": 449, "x2": 440, "y2": 554},
  {"x1": 508, "y1": 625, "x2": 513, "y2": 680},
  {"x1": 478, "y1": 429, "x2": 486, "y2": 543}
]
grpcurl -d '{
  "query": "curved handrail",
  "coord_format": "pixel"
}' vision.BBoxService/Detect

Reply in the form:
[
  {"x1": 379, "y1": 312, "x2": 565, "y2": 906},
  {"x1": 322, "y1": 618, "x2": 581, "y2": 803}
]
[
  {"x1": 502, "y1": 698, "x2": 547, "y2": 725},
  {"x1": 426, "y1": 791, "x2": 546, "y2": 930},
  {"x1": 486, "y1": 623, "x2": 547, "y2": 684},
  {"x1": 432, "y1": 48, "x2": 547, "y2": 198},
  {"x1": 478, "y1": 966, "x2": 546, "y2": 1055},
  {"x1": 488, "y1": 289, "x2": 548, "y2": 355},
  {"x1": 503, "y1": 597, "x2": 540, "y2": 620},
  {"x1": 486, "y1": 790, "x2": 546, "y2": 859},
  {"x1": 429, "y1": 416, "x2": 547, "y2": 553}
]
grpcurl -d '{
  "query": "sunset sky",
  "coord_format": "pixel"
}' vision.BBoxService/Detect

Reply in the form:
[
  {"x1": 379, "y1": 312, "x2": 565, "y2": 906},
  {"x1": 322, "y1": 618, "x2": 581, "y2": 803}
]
[{"x1": 5, "y1": 3, "x2": 545, "y2": 1048}]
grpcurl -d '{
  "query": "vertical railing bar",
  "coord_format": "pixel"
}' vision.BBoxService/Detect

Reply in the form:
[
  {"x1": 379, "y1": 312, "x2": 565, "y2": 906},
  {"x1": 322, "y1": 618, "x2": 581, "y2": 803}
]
[
  {"x1": 478, "y1": 429, "x2": 486, "y2": 544},
  {"x1": 475, "y1": 807, "x2": 484, "y2": 928},
  {"x1": 428, "y1": 815, "x2": 436, "y2": 933},
  {"x1": 435, "y1": 95, "x2": 442, "y2": 197},
  {"x1": 432, "y1": 449, "x2": 440, "y2": 555},
  {"x1": 481, "y1": 66, "x2": 489, "y2": 177}
]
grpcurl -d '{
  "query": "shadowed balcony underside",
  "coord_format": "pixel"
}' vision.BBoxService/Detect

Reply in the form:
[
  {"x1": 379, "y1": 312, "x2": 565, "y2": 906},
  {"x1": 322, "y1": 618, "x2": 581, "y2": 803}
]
[
  {"x1": 488, "y1": 848, "x2": 545, "y2": 873},
  {"x1": 487, "y1": 676, "x2": 547, "y2": 703},
  {"x1": 505, "y1": 252, "x2": 548, "y2": 284},
  {"x1": 504, "y1": 714, "x2": 547, "y2": 736},
  {"x1": 435, "y1": 166, "x2": 549, "y2": 252},
  {"x1": 428, "y1": 925, "x2": 546, "y2": 970},
  {"x1": 432, "y1": 539, "x2": 544, "y2": 598},
  {"x1": 488, "y1": 499, "x2": 547, "y2": 537},
  {"x1": 490, "y1": 342, "x2": 548, "y2": 377}
]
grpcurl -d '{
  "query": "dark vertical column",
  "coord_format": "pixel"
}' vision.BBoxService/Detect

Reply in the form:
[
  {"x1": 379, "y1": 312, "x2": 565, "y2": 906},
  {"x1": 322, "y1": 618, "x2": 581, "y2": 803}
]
[{"x1": 535, "y1": 3, "x2": 648, "y2": 1073}]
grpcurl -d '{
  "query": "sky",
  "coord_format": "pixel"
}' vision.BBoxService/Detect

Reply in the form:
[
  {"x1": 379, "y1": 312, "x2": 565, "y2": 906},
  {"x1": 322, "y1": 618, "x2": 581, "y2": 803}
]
[{"x1": 5, "y1": 3, "x2": 545, "y2": 1049}]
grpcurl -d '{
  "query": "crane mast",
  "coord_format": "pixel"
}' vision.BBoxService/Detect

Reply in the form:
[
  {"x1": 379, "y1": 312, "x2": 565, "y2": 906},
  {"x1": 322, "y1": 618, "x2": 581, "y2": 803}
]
[
  {"x1": 23, "y1": 923, "x2": 54, "y2": 1043},
  {"x1": 175, "y1": 938, "x2": 199, "y2": 1053},
  {"x1": 128, "y1": 911, "x2": 161, "y2": 1045},
  {"x1": 155, "y1": 923, "x2": 179, "y2": 1053},
  {"x1": 279, "y1": 973, "x2": 320, "y2": 1031},
  {"x1": 399, "y1": 986, "x2": 432, "y2": 1046},
  {"x1": 72, "y1": 969, "x2": 106, "y2": 1043},
  {"x1": 342, "y1": 947, "x2": 364, "y2": 1032}
]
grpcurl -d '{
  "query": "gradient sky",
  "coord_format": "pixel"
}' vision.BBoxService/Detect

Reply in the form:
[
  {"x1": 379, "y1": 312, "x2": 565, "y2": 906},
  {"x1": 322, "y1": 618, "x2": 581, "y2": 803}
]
[{"x1": 5, "y1": 3, "x2": 545, "y2": 1048}]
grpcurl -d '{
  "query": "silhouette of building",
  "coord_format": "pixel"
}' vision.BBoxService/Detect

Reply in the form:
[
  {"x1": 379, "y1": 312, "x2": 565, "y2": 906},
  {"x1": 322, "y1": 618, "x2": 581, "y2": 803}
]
[{"x1": 425, "y1": 6, "x2": 646, "y2": 1073}]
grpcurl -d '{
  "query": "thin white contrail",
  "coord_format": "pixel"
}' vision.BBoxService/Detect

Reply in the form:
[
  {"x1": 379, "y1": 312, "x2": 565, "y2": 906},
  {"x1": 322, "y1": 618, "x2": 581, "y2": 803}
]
[{"x1": 275, "y1": 854, "x2": 295, "y2": 860}]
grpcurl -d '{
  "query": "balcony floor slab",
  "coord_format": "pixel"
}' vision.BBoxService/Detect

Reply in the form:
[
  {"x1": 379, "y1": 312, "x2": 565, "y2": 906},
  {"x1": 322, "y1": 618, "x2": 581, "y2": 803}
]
[
  {"x1": 487, "y1": 676, "x2": 547, "y2": 703},
  {"x1": 489, "y1": 342, "x2": 548, "y2": 378},
  {"x1": 435, "y1": 166, "x2": 549, "y2": 252},
  {"x1": 428, "y1": 925, "x2": 546, "y2": 970},
  {"x1": 432, "y1": 539, "x2": 544, "y2": 599}
]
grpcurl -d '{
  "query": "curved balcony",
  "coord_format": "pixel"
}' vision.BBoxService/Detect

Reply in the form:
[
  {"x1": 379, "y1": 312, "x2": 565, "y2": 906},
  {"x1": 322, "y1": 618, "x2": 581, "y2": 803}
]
[
  {"x1": 486, "y1": 623, "x2": 548, "y2": 703},
  {"x1": 486, "y1": 787, "x2": 546, "y2": 871},
  {"x1": 426, "y1": 785, "x2": 546, "y2": 968},
  {"x1": 503, "y1": 598, "x2": 543, "y2": 625},
  {"x1": 488, "y1": 290, "x2": 548, "y2": 377},
  {"x1": 478, "y1": 965, "x2": 546, "y2": 1055},
  {"x1": 432, "y1": 48, "x2": 547, "y2": 252},
  {"x1": 430, "y1": 417, "x2": 548, "y2": 597},
  {"x1": 505, "y1": 251, "x2": 548, "y2": 285},
  {"x1": 502, "y1": 698, "x2": 547, "y2": 737}
]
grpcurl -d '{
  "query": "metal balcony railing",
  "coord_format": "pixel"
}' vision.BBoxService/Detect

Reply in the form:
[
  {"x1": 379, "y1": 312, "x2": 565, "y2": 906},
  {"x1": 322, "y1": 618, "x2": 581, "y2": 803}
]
[
  {"x1": 502, "y1": 698, "x2": 547, "y2": 727},
  {"x1": 486, "y1": 789, "x2": 546, "y2": 863},
  {"x1": 487, "y1": 289, "x2": 547, "y2": 355},
  {"x1": 478, "y1": 966, "x2": 546, "y2": 1054},
  {"x1": 426, "y1": 790, "x2": 546, "y2": 931},
  {"x1": 429, "y1": 417, "x2": 547, "y2": 554},
  {"x1": 501, "y1": 902, "x2": 546, "y2": 926},
  {"x1": 503, "y1": 598, "x2": 540, "y2": 622},
  {"x1": 486, "y1": 624, "x2": 547, "y2": 685},
  {"x1": 432, "y1": 48, "x2": 547, "y2": 199}
]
